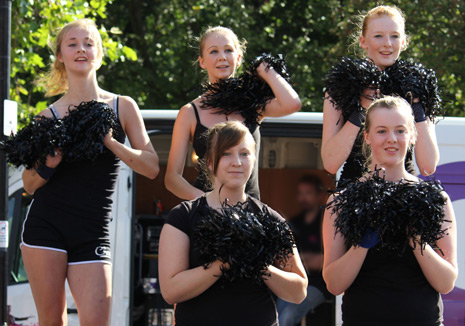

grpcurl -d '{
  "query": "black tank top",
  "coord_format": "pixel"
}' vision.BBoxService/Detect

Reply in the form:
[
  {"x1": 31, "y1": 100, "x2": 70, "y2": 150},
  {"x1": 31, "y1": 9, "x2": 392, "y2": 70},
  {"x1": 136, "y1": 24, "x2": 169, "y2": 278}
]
[
  {"x1": 30, "y1": 97, "x2": 126, "y2": 222},
  {"x1": 342, "y1": 246, "x2": 443, "y2": 326},
  {"x1": 191, "y1": 102, "x2": 261, "y2": 199}
]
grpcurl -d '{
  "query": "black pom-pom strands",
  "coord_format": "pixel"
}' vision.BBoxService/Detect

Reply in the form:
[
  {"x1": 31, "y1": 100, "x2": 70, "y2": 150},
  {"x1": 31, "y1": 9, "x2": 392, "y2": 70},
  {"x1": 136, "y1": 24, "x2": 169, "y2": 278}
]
[
  {"x1": 0, "y1": 116, "x2": 67, "y2": 169},
  {"x1": 1, "y1": 100, "x2": 118, "y2": 168},
  {"x1": 193, "y1": 201, "x2": 295, "y2": 284},
  {"x1": 324, "y1": 57, "x2": 442, "y2": 122},
  {"x1": 327, "y1": 170, "x2": 449, "y2": 255},
  {"x1": 200, "y1": 53, "x2": 290, "y2": 128}
]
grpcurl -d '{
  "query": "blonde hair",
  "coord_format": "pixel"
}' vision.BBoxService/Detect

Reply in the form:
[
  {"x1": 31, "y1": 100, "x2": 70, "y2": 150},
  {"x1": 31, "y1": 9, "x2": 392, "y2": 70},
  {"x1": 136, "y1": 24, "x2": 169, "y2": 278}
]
[
  {"x1": 351, "y1": 5, "x2": 409, "y2": 55},
  {"x1": 39, "y1": 19, "x2": 104, "y2": 97},
  {"x1": 362, "y1": 96, "x2": 417, "y2": 168},
  {"x1": 198, "y1": 26, "x2": 247, "y2": 65}
]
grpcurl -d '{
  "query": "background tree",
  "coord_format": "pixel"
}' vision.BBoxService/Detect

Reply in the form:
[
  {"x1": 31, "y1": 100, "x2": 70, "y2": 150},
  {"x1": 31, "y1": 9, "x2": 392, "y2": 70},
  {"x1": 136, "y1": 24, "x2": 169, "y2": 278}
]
[
  {"x1": 11, "y1": 0, "x2": 137, "y2": 124},
  {"x1": 12, "y1": 0, "x2": 465, "y2": 117}
]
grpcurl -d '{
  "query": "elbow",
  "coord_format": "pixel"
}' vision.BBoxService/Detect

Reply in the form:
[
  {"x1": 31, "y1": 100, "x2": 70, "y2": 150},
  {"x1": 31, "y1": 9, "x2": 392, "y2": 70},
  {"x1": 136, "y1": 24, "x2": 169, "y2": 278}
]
[
  {"x1": 161, "y1": 292, "x2": 177, "y2": 306},
  {"x1": 326, "y1": 284, "x2": 344, "y2": 296},
  {"x1": 147, "y1": 165, "x2": 160, "y2": 180},
  {"x1": 437, "y1": 282, "x2": 456, "y2": 295},
  {"x1": 23, "y1": 183, "x2": 35, "y2": 195},
  {"x1": 322, "y1": 159, "x2": 339, "y2": 175},
  {"x1": 289, "y1": 97, "x2": 301, "y2": 114},
  {"x1": 418, "y1": 163, "x2": 436, "y2": 177},
  {"x1": 164, "y1": 172, "x2": 175, "y2": 193}
]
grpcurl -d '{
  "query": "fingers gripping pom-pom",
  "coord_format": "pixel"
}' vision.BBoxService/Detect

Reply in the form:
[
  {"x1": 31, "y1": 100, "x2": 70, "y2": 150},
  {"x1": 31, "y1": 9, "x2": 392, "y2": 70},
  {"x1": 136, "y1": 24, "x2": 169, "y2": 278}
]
[
  {"x1": 193, "y1": 201, "x2": 295, "y2": 284},
  {"x1": 200, "y1": 53, "x2": 291, "y2": 128},
  {"x1": 324, "y1": 57, "x2": 381, "y2": 121},
  {"x1": 61, "y1": 100, "x2": 119, "y2": 163},
  {"x1": 327, "y1": 169, "x2": 449, "y2": 254}
]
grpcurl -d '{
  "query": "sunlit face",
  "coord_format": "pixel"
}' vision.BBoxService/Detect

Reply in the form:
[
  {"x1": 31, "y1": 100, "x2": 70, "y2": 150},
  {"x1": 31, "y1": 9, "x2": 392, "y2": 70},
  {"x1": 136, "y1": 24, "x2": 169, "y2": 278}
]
[
  {"x1": 213, "y1": 134, "x2": 255, "y2": 190},
  {"x1": 365, "y1": 106, "x2": 414, "y2": 169},
  {"x1": 360, "y1": 15, "x2": 405, "y2": 70},
  {"x1": 58, "y1": 27, "x2": 101, "y2": 74},
  {"x1": 199, "y1": 32, "x2": 242, "y2": 83}
]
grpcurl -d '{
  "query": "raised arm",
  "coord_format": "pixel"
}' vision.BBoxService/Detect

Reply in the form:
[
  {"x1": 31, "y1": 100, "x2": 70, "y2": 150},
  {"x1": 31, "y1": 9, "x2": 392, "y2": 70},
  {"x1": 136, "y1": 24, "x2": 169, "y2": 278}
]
[
  {"x1": 165, "y1": 105, "x2": 205, "y2": 200},
  {"x1": 411, "y1": 194, "x2": 457, "y2": 294},
  {"x1": 264, "y1": 247, "x2": 308, "y2": 304},
  {"x1": 104, "y1": 96, "x2": 159, "y2": 179},
  {"x1": 258, "y1": 62, "x2": 301, "y2": 119},
  {"x1": 321, "y1": 95, "x2": 361, "y2": 174},
  {"x1": 158, "y1": 224, "x2": 223, "y2": 304},
  {"x1": 414, "y1": 117, "x2": 439, "y2": 176},
  {"x1": 322, "y1": 196, "x2": 368, "y2": 295}
]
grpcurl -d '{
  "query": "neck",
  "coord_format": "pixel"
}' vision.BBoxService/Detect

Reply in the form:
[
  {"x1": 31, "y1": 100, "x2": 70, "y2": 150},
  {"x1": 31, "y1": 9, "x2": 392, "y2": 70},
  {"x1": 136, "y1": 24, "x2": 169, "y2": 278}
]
[
  {"x1": 62, "y1": 71, "x2": 101, "y2": 104},
  {"x1": 209, "y1": 184, "x2": 247, "y2": 208},
  {"x1": 370, "y1": 161, "x2": 410, "y2": 181}
]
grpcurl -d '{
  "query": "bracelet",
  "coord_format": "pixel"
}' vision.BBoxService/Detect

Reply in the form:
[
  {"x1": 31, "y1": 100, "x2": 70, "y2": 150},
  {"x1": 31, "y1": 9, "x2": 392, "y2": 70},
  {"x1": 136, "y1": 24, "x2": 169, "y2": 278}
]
[
  {"x1": 36, "y1": 164, "x2": 56, "y2": 180},
  {"x1": 412, "y1": 102, "x2": 427, "y2": 123}
]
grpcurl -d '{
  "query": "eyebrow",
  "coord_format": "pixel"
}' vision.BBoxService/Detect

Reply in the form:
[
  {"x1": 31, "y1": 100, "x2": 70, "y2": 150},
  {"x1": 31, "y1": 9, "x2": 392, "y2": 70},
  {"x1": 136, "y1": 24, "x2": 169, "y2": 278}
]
[
  {"x1": 66, "y1": 37, "x2": 92, "y2": 41},
  {"x1": 375, "y1": 125, "x2": 407, "y2": 128}
]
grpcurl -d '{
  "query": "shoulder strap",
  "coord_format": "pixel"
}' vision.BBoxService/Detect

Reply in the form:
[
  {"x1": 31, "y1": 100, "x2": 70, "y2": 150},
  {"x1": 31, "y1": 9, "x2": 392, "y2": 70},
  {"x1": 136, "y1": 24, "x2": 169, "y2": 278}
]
[
  {"x1": 190, "y1": 102, "x2": 201, "y2": 123},
  {"x1": 49, "y1": 105, "x2": 59, "y2": 119},
  {"x1": 113, "y1": 95, "x2": 119, "y2": 118}
]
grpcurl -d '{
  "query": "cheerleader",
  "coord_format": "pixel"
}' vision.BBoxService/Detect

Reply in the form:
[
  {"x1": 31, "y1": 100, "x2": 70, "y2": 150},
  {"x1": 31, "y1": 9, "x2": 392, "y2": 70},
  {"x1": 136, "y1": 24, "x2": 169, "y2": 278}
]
[
  {"x1": 20, "y1": 19, "x2": 159, "y2": 325},
  {"x1": 323, "y1": 96, "x2": 457, "y2": 325},
  {"x1": 322, "y1": 5, "x2": 439, "y2": 184},
  {"x1": 159, "y1": 121, "x2": 307, "y2": 326},
  {"x1": 165, "y1": 26, "x2": 301, "y2": 200}
]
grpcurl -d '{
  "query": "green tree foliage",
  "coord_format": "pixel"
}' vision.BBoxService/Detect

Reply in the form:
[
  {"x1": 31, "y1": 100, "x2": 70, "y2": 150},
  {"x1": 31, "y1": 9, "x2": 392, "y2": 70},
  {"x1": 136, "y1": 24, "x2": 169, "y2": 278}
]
[
  {"x1": 12, "y1": 0, "x2": 465, "y2": 117},
  {"x1": 11, "y1": 0, "x2": 137, "y2": 123}
]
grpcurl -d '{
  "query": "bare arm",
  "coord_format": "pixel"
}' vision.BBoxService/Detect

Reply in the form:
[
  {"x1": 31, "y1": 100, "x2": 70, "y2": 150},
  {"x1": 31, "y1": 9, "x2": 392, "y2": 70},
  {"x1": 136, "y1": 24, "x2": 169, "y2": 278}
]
[
  {"x1": 322, "y1": 196, "x2": 368, "y2": 295},
  {"x1": 321, "y1": 96, "x2": 361, "y2": 174},
  {"x1": 411, "y1": 194, "x2": 457, "y2": 294},
  {"x1": 104, "y1": 96, "x2": 159, "y2": 179},
  {"x1": 258, "y1": 62, "x2": 301, "y2": 119},
  {"x1": 22, "y1": 151, "x2": 62, "y2": 194},
  {"x1": 263, "y1": 247, "x2": 308, "y2": 303},
  {"x1": 165, "y1": 105, "x2": 205, "y2": 200},
  {"x1": 300, "y1": 251, "x2": 324, "y2": 271},
  {"x1": 158, "y1": 224, "x2": 223, "y2": 304},
  {"x1": 414, "y1": 118, "x2": 439, "y2": 176}
]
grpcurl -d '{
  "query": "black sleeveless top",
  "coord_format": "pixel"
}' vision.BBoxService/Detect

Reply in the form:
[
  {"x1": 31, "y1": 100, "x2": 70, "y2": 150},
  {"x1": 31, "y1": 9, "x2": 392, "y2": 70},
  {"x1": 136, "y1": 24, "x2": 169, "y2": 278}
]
[
  {"x1": 191, "y1": 102, "x2": 261, "y2": 199},
  {"x1": 30, "y1": 97, "x2": 126, "y2": 223},
  {"x1": 165, "y1": 195, "x2": 280, "y2": 326},
  {"x1": 342, "y1": 246, "x2": 443, "y2": 326}
]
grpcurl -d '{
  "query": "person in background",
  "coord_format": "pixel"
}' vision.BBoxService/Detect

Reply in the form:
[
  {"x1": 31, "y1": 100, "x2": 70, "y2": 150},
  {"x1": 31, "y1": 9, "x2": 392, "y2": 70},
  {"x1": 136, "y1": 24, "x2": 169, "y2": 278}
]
[{"x1": 277, "y1": 175, "x2": 332, "y2": 326}]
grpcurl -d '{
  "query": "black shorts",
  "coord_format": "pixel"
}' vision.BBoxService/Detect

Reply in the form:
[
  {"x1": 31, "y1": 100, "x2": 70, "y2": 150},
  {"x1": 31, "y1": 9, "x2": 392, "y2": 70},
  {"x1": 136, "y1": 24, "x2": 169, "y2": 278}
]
[{"x1": 21, "y1": 199, "x2": 112, "y2": 265}]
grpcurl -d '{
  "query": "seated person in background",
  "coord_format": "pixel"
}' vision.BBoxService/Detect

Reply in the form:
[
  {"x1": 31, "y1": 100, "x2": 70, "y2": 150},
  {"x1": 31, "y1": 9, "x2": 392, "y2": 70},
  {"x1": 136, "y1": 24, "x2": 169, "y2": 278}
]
[{"x1": 277, "y1": 175, "x2": 332, "y2": 326}]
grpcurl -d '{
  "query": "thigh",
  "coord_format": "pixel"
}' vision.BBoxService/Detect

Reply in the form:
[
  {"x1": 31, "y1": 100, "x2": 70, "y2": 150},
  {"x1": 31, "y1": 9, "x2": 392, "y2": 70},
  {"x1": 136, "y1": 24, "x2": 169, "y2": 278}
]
[
  {"x1": 21, "y1": 245, "x2": 68, "y2": 325},
  {"x1": 67, "y1": 263, "x2": 112, "y2": 326}
]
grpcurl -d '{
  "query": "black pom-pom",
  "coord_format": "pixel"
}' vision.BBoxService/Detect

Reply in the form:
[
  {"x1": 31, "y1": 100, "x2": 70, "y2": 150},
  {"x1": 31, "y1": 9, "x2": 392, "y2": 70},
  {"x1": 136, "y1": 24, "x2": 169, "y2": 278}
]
[
  {"x1": 193, "y1": 200, "x2": 295, "y2": 284},
  {"x1": 200, "y1": 53, "x2": 290, "y2": 128},
  {"x1": 327, "y1": 170, "x2": 448, "y2": 254},
  {"x1": 0, "y1": 116, "x2": 68, "y2": 169},
  {"x1": 62, "y1": 100, "x2": 118, "y2": 162},
  {"x1": 381, "y1": 59, "x2": 442, "y2": 121},
  {"x1": 324, "y1": 57, "x2": 381, "y2": 121},
  {"x1": 1, "y1": 100, "x2": 119, "y2": 168}
]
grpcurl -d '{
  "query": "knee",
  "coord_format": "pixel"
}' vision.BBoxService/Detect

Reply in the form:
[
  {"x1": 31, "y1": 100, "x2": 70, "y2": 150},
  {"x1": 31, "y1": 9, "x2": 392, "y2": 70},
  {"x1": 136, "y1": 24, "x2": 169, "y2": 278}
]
[
  {"x1": 79, "y1": 314, "x2": 110, "y2": 326},
  {"x1": 38, "y1": 316, "x2": 66, "y2": 326}
]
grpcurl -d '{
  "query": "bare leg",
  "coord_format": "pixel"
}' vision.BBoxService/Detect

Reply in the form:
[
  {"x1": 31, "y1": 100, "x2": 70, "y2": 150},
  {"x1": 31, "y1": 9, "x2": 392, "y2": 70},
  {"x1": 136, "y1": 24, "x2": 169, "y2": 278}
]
[
  {"x1": 67, "y1": 263, "x2": 112, "y2": 326},
  {"x1": 21, "y1": 246, "x2": 68, "y2": 326}
]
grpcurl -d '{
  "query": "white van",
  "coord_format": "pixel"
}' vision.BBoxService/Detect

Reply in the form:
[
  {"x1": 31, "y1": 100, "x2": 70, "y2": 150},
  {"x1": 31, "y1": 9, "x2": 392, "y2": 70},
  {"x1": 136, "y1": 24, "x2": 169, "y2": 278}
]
[{"x1": 6, "y1": 111, "x2": 465, "y2": 326}]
